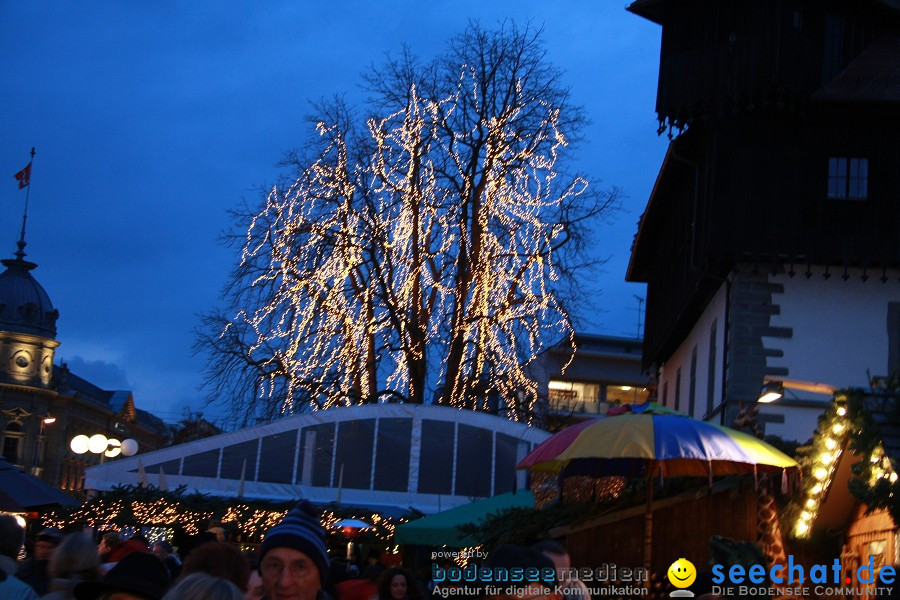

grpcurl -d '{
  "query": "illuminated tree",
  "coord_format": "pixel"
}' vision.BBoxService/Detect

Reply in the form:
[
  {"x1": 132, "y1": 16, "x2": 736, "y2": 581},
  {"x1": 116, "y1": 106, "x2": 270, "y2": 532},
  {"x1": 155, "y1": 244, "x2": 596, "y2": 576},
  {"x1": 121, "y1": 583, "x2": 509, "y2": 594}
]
[{"x1": 198, "y1": 23, "x2": 619, "y2": 426}]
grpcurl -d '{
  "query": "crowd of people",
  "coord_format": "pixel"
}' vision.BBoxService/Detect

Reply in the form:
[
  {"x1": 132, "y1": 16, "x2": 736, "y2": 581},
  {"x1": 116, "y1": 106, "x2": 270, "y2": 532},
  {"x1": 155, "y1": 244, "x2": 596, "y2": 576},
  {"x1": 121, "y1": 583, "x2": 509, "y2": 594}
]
[
  {"x1": 0, "y1": 503, "x2": 592, "y2": 600},
  {"x1": 0, "y1": 503, "x2": 443, "y2": 600}
]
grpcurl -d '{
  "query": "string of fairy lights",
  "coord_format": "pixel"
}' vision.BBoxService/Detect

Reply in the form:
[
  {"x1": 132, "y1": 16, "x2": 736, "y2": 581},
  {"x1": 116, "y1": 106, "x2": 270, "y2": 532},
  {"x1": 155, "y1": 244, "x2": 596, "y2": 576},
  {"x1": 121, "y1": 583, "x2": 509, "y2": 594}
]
[
  {"x1": 221, "y1": 57, "x2": 589, "y2": 420},
  {"x1": 792, "y1": 399, "x2": 848, "y2": 538},
  {"x1": 41, "y1": 493, "x2": 408, "y2": 546},
  {"x1": 792, "y1": 394, "x2": 898, "y2": 538}
]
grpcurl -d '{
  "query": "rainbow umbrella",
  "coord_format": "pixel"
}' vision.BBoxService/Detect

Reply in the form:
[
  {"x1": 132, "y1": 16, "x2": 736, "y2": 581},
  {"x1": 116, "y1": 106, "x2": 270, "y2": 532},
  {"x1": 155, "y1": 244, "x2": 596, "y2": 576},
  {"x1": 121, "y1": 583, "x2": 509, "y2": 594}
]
[{"x1": 517, "y1": 403, "x2": 798, "y2": 573}]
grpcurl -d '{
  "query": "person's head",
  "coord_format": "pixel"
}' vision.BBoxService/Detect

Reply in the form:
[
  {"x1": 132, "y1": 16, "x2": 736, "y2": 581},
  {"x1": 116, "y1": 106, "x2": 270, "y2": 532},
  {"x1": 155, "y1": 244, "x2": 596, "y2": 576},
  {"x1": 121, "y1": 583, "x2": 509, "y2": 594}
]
[
  {"x1": 366, "y1": 549, "x2": 381, "y2": 565},
  {"x1": 530, "y1": 539, "x2": 571, "y2": 576},
  {"x1": 99, "y1": 531, "x2": 122, "y2": 556},
  {"x1": 152, "y1": 540, "x2": 174, "y2": 560},
  {"x1": 245, "y1": 569, "x2": 264, "y2": 600},
  {"x1": 34, "y1": 527, "x2": 63, "y2": 560},
  {"x1": 482, "y1": 545, "x2": 559, "y2": 600},
  {"x1": 181, "y1": 542, "x2": 249, "y2": 592},
  {"x1": 377, "y1": 567, "x2": 419, "y2": 600},
  {"x1": 73, "y1": 551, "x2": 171, "y2": 600},
  {"x1": 162, "y1": 573, "x2": 243, "y2": 600},
  {"x1": 0, "y1": 514, "x2": 25, "y2": 560},
  {"x1": 258, "y1": 501, "x2": 330, "y2": 600},
  {"x1": 49, "y1": 533, "x2": 101, "y2": 580},
  {"x1": 207, "y1": 526, "x2": 226, "y2": 542}
]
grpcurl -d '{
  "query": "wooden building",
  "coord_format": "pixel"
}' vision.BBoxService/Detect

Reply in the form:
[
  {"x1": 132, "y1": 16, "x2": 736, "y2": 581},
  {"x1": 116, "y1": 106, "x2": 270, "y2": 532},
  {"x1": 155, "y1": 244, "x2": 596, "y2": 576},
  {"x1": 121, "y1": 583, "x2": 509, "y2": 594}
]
[
  {"x1": 793, "y1": 392, "x2": 900, "y2": 599},
  {"x1": 626, "y1": 0, "x2": 900, "y2": 442}
]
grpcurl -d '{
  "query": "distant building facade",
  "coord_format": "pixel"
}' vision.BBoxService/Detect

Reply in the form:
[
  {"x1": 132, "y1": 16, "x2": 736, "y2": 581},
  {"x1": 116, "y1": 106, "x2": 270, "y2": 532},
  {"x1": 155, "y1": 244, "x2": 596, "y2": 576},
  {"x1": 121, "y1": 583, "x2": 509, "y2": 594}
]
[
  {"x1": 529, "y1": 333, "x2": 651, "y2": 428},
  {"x1": 626, "y1": 0, "x2": 900, "y2": 442},
  {"x1": 0, "y1": 240, "x2": 167, "y2": 494}
]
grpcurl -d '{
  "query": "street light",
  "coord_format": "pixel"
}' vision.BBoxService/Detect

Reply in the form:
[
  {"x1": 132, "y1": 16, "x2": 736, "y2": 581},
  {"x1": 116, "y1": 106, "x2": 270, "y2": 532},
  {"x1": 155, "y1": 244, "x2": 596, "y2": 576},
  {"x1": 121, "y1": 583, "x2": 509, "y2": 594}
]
[
  {"x1": 334, "y1": 518, "x2": 372, "y2": 562},
  {"x1": 758, "y1": 381, "x2": 784, "y2": 403},
  {"x1": 32, "y1": 414, "x2": 57, "y2": 474},
  {"x1": 70, "y1": 435, "x2": 90, "y2": 454},
  {"x1": 88, "y1": 434, "x2": 108, "y2": 454},
  {"x1": 69, "y1": 434, "x2": 139, "y2": 458},
  {"x1": 758, "y1": 378, "x2": 836, "y2": 403}
]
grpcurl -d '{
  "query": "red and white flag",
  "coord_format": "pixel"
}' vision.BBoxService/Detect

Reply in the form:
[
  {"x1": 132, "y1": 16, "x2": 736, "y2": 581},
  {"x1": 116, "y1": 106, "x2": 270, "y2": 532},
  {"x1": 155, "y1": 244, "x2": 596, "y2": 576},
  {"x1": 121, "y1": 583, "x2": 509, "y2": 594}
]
[{"x1": 14, "y1": 163, "x2": 31, "y2": 189}]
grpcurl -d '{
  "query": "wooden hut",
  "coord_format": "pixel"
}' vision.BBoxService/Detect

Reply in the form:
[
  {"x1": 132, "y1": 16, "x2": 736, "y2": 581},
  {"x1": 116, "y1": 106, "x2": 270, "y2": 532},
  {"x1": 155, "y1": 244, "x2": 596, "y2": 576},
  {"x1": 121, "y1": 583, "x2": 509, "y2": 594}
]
[{"x1": 792, "y1": 392, "x2": 900, "y2": 599}]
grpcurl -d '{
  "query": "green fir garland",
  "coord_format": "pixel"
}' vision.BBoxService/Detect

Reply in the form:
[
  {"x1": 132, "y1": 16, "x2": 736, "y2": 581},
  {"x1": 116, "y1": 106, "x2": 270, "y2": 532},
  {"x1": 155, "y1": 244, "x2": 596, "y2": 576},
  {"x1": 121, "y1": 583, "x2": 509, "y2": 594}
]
[{"x1": 845, "y1": 387, "x2": 900, "y2": 525}]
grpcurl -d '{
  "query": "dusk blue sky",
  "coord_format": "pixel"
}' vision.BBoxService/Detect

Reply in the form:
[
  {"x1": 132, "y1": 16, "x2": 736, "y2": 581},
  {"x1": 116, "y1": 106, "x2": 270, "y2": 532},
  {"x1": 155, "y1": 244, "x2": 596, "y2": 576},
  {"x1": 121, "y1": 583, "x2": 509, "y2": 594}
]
[{"x1": 1, "y1": 2, "x2": 667, "y2": 425}]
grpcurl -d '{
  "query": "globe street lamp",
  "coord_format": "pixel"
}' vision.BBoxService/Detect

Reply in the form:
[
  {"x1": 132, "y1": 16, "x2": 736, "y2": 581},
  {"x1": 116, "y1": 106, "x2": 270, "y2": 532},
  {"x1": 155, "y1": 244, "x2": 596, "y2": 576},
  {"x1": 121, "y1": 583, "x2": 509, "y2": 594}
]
[{"x1": 70, "y1": 434, "x2": 138, "y2": 460}]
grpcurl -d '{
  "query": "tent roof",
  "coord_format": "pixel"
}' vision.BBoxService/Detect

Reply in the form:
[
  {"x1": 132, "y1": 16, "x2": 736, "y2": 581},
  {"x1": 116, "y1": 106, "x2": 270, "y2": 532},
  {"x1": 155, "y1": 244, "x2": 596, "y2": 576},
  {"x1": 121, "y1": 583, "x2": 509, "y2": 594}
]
[
  {"x1": 0, "y1": 458, "x2": 79, "y2": 510},
  {"x1": 393, "y1": 491, "x2": 534, "y2": 547},
  {"x1": 85, "y1": 404, "x2": 549, "y2": 514}
]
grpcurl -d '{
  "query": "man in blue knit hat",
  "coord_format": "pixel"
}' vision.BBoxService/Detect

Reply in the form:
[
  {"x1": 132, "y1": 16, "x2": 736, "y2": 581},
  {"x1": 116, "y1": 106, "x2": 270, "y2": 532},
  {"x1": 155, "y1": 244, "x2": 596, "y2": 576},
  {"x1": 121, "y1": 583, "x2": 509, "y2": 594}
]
[{"x1": 259, "y1": 501, "x2": 331, "y2": 600}]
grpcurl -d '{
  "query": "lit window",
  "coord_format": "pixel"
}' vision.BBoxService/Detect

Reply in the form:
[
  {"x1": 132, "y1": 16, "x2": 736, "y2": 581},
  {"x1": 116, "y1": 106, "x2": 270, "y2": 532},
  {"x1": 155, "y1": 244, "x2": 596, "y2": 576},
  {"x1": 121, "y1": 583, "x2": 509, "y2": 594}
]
[
  {"x1": 606, "y1": 385, "x2": 649, "y2": 405},
  {"x1": 828, "y1": 157, "x2": 868, "y2": 200}
]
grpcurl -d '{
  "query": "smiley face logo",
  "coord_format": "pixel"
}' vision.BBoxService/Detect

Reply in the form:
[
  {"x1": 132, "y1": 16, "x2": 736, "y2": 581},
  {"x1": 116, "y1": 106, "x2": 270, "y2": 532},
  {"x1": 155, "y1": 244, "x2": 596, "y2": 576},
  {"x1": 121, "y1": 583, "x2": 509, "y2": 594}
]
[{"x1": 667, "y1": 558, "x2": 697, "y2": 588}]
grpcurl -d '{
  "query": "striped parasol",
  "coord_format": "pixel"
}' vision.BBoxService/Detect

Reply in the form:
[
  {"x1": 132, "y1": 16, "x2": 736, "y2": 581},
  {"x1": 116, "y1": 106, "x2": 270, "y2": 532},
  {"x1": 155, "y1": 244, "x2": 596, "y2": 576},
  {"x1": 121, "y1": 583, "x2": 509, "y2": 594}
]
[{"x1": 516, "y1": 402, "x2": 798, "y2": 576}]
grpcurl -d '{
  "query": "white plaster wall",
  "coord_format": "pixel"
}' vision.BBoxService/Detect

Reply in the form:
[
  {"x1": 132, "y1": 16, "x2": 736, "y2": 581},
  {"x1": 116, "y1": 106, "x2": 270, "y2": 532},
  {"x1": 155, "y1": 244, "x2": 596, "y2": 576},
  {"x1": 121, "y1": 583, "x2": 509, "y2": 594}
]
[
  {"x1": 757, "y1": 403, "x2": 824, "y2": 444},
  {"x1": 657, "y1": 283, "x2": 728, "y2": 419},
  {"x1": 654, "y1": 266, "x2": 899, "y2": 443},
  {"x1": 765, "y1": 266, "x2": 900, "y2": 391}
]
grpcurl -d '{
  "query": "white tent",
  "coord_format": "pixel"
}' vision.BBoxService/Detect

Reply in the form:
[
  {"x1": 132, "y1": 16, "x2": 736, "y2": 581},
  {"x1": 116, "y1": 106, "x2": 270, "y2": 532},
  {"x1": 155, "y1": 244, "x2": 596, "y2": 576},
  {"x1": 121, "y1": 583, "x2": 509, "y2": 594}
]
[{"x1": 84, "y1": 404, "x2": 550, "y2": 515}]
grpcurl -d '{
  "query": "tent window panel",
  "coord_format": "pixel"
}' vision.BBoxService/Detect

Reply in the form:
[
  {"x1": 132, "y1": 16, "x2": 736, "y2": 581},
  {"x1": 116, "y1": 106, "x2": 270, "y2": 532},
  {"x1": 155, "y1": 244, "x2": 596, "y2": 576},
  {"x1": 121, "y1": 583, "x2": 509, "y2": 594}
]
[
  {"x1": 373, "y1": 418, "x2": 412, "y2": 492},
  {"x1": 221, "y1": 440, "x2": 259, "y2": 481},
  {"x1": 334, "y1": 419, "x2": 375, "y2": 490},
  {"x1": 182, "y1": 449, "x2": 220, "y2": 478},
  {"x1": 494, "y1": 433, "x2": 518, "y2": 495},
  {"x1": 258, "y1": 432, "x2": 297, "y2": 484},
  {"x1": 134, "y1": 459, "x2": 181, "y2": 476},
  {"x1": 418, "y1": 420, "x2": 454, "y2": 494},
  {"x1": 455, "y1": 425, "x2": 492, "y2": 498},
  {"x1": 298, "y1": 423, "x2": 335, "y2": 487}
]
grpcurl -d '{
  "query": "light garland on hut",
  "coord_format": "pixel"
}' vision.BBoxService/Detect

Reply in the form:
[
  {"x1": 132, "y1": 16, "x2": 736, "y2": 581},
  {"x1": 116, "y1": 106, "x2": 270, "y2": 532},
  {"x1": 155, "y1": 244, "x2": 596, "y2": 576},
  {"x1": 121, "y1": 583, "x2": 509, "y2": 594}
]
[
  {"x1": 793, "y1": 399, "x2": 850, "y2": 538},
  {"x1": 793, "y1": 395, "x2": 899, "y2": 539}
]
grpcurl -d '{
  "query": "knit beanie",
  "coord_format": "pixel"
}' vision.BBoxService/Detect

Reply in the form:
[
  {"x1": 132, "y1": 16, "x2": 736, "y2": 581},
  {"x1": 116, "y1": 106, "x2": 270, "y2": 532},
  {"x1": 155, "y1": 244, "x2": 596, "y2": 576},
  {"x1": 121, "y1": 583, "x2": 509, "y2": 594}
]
[{"x1": 259, "y1": 501, "x2": 330, "y2": 583}]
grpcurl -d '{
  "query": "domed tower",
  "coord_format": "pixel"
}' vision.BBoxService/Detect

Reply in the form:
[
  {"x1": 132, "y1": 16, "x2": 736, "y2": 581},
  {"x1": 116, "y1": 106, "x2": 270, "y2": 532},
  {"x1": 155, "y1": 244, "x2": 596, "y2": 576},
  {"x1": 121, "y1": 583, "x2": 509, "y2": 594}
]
[{"x1": 0, "y1": 240, "x2": 60, "y2": 389}]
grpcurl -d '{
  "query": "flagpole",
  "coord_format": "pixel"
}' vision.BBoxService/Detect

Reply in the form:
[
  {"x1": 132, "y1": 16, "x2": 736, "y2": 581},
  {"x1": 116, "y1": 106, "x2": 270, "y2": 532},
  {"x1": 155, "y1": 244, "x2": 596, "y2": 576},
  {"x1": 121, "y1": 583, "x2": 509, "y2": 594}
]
[{"x1": 16, "y1": 147, "x2": 35, "y2": 258}]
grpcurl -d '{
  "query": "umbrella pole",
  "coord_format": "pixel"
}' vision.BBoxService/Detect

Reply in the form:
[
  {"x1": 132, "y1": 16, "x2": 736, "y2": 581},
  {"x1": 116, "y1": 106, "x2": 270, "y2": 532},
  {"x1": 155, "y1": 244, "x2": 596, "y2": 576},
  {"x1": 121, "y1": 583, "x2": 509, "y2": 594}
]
[{"x1": 643, "y1": 465, "x2": 655, "y2": 589}]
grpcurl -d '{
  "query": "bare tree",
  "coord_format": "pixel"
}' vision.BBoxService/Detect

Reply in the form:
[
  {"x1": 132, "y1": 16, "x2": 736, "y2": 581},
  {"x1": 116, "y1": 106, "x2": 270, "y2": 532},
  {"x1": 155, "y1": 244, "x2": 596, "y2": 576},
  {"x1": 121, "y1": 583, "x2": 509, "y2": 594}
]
[{"x1": 197, "y1": 23, "x2": 619, "y2": 427}]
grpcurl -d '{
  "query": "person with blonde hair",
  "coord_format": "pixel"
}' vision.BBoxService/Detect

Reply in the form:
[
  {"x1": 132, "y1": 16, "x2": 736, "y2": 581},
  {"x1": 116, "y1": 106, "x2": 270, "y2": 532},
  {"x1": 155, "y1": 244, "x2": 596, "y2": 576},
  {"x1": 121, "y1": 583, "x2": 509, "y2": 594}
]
[
  {"x1": 0, "y1": 514, "x2": 38, "y2": 600},
  {"x1": 162, "y1": 573, "x2": 243, "y2": 600},
  {"x1": 43, "y1": 533, "x2": 101, "y2": 600}
]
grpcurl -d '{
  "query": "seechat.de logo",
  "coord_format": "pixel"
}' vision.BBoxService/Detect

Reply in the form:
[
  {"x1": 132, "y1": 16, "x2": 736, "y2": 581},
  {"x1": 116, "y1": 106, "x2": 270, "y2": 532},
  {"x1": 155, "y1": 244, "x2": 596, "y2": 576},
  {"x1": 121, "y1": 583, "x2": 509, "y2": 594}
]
[{"x1": 667, "y1": 558, "x2": 697, "y2": 598}]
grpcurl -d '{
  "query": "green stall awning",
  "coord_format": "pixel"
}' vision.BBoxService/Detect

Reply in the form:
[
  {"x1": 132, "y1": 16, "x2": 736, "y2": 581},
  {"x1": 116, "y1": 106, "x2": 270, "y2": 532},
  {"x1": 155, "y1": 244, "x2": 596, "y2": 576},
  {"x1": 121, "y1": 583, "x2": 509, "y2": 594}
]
[{"x1": 394, "y1": 491, "x2": 534, "y2": 547}]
